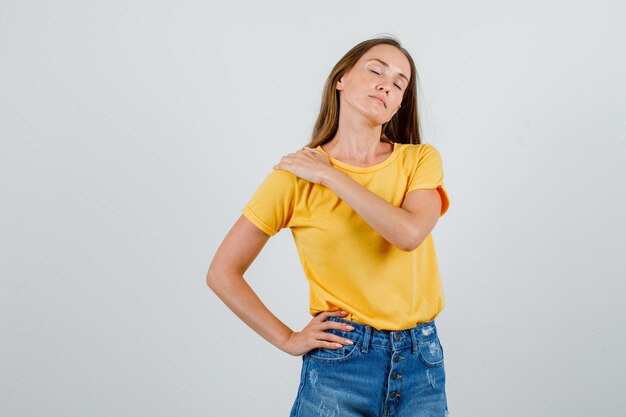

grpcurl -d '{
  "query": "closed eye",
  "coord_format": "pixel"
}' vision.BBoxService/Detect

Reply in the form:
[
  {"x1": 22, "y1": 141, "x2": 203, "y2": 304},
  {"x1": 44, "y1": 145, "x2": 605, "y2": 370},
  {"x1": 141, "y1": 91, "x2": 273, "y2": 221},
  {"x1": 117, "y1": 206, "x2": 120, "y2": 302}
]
[{"x1": 370, "y1": 68, "x2": 403, "y2": 90}]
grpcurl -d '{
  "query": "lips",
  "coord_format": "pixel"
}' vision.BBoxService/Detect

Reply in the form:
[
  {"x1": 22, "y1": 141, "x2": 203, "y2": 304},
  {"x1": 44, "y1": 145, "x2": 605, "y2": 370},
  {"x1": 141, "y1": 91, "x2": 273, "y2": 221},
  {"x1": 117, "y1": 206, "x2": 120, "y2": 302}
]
[{"x1": 369, "y1": 95, "x2": 386, "y2": 107}]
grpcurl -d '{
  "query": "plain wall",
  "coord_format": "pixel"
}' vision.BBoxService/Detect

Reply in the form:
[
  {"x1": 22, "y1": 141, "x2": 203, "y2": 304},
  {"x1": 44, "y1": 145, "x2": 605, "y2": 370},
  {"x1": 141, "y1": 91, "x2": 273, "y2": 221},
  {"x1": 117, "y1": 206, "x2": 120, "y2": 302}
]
[{"x1": 2, "y1": 1, "x2": 625, "y2": 416}]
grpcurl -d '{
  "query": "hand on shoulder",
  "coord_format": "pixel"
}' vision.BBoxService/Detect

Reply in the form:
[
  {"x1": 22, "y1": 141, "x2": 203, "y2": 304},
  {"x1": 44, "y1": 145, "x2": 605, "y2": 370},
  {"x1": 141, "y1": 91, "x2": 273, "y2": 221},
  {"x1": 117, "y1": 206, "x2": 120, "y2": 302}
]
[{"x1": 273, "y1": 147, "x2": 334, "y2": 184}]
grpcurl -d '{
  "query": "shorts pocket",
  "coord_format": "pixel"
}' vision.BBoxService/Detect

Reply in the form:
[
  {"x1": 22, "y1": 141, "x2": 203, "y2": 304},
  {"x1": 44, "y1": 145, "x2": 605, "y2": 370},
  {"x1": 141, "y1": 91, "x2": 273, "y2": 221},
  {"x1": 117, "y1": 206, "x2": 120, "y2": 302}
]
[
  {"x1": 307, "y1": 341, "x2": 360, "y2": 364},
  {"x1": 418, "y1": 336, "x2": 444, "y2": 367}
]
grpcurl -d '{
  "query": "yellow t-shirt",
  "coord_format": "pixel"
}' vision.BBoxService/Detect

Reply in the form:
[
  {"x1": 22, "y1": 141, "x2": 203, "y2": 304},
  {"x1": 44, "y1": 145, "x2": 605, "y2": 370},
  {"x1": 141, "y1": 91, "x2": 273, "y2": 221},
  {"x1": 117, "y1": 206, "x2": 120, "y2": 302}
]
[{"x1": 242, "y1": 142, "x2": 450, "y2": 330}]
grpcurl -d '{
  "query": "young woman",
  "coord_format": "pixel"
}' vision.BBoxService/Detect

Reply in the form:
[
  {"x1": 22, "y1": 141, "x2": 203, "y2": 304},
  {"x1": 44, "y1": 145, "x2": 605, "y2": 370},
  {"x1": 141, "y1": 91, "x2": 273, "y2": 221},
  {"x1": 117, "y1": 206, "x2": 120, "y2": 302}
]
[{"x1": 207, "y1": 37, "x2": 450, "y2": 417}]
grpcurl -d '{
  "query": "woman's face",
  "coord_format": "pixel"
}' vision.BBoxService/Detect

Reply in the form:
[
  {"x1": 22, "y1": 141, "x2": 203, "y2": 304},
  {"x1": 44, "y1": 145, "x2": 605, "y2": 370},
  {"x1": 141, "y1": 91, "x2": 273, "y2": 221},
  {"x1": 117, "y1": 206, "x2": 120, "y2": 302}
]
[{"x1": 336, "y1": 44, "x2": 411, "y2": 126}]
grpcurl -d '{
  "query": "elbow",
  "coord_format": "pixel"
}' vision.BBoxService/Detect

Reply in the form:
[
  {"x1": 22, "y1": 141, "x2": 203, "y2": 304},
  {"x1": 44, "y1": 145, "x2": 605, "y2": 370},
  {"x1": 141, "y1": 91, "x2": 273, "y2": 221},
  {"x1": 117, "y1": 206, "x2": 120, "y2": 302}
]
[
  {"x1": 396, "y1": 229, "x2": 426, "y2": 252},
  {"x1": 205, "y1": 263, "x2": 221, "y2": 291},
  {"x1": 205, "y1": 268, "x2": 214, "y2": 290},
  {"x1": 397, "y1": 240, "x2": 419, "y2": 252},
  {"x1": 206, "y1": 262, "x2": 241, "y2": 293}
]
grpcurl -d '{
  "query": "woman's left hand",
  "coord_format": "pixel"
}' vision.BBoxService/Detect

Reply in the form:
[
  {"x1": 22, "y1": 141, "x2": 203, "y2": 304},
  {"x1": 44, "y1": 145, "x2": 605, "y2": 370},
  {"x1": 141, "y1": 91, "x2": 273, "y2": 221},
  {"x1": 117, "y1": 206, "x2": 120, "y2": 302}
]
[{"x1": 273, "y1": 147, "x2": 333, "y2": 184}]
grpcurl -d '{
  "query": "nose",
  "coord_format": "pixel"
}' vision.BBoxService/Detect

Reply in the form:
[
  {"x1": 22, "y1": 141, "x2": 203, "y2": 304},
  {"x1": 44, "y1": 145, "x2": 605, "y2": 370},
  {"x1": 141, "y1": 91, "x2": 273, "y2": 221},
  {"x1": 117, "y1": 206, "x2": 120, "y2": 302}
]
[{"x1": 377, "y1": 83, "x2": 391, "y2": 94}]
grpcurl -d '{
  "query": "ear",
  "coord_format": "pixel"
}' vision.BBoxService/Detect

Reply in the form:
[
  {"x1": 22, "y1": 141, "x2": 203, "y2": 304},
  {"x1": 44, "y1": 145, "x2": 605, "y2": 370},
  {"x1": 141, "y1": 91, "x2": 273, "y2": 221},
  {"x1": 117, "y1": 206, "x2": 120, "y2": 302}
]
[{"x1": 335, "y1": 74, "x2": 346, "y2": 91}]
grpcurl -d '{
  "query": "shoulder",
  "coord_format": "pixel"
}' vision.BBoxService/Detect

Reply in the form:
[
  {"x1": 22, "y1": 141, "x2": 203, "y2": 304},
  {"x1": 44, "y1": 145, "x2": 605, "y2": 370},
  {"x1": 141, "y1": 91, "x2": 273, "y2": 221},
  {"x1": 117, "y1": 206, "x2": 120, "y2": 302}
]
[
  {"x1": 254, "y1": 168, "x2": 300, "y2": 193},
  {"x1": 266, "y1": 167, "x2": 298, "y2": 181},
  {"x1": 396, "y1": 143, "x2": 443, "y2": 162}
]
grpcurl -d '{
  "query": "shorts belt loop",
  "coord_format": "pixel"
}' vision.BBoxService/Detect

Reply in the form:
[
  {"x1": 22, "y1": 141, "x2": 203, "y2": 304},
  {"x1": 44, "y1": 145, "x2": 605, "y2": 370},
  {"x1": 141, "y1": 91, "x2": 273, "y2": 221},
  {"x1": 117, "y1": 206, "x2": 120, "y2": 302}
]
[
  {"x1": 361, "y1": 326, "x2": 372, "y2": 354},
  {"x1": 410, "y1": 327, "x2": 418, "y2": 355}
]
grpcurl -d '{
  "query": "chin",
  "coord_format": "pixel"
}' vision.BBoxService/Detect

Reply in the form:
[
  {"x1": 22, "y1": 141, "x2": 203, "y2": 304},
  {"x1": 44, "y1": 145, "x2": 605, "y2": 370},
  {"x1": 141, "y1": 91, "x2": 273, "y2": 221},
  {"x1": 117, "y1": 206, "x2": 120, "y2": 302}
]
[
  {"x1": 370, "y1": 115, "x2": 390, "y2": 126},
  {"x1": 360, "y1": 111, "x2": 389, "y2": 126},
  {"x1": 351, "y1": 104, "x2": 391, "y2": 126}
]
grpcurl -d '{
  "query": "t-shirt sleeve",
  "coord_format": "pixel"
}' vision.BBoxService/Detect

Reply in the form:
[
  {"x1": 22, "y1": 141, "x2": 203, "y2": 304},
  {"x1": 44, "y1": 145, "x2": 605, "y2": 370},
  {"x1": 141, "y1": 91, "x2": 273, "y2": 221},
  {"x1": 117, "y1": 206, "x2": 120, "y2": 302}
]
[
  {"x1": 406, "y1": 144, "x2": 450, "y2": 217},
  {"x1": 241, "y1": 169, "x2": 296, "y2": 236}
]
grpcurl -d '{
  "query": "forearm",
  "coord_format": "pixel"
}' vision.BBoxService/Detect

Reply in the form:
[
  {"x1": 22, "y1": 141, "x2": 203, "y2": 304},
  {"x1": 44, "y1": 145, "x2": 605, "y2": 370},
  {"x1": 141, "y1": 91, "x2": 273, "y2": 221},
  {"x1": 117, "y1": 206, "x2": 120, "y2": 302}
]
[
  {"x1": 207, "y1": 269, "x2": 294, "y2": 351},
  {"x1": 321, "y1": 169, "x2": 421, "y2": 251}
]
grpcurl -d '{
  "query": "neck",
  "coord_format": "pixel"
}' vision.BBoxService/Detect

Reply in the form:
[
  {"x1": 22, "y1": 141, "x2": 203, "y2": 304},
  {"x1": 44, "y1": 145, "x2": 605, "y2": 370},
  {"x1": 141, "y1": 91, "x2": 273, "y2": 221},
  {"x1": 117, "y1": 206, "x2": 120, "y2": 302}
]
[{"x1": 323, "y1": 112, "x2": 389, "y2": 163}]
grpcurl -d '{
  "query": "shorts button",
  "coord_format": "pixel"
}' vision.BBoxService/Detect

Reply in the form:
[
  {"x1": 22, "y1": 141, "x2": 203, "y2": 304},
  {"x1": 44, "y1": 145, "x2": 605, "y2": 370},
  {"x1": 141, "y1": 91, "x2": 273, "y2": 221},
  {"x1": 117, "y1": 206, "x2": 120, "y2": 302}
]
[
  {"x1": 391, "y1": 373, "x2": 400, "y2": 380},
  {"x1": 393, "y1": 354, "x2": 403, "y2": 362},
  {"x1": 394, "y1": 333, "x2": 403, "y2": 341},
  {"x1": 390, "y1": 391, "x2": 400, "y2": 398}
]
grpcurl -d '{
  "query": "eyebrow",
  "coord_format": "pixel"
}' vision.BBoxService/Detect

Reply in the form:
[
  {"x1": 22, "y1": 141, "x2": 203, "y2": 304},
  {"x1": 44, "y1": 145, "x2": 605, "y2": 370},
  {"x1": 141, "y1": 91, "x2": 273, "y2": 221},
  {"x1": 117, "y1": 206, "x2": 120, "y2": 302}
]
[{"x1": 366, "y1": 58, "x2": 410, "y2": 83}]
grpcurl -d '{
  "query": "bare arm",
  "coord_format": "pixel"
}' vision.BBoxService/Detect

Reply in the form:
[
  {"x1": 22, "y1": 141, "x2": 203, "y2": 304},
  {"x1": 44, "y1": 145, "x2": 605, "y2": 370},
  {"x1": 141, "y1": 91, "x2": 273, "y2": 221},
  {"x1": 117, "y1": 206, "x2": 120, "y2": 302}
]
[
  {"x1": 322, "y1": 170, "x2": 442, "y2": 251},
  {"x1": 206, "y1": 215, "x2": 355, "y2": 355},
  {"x1": 274, "y1": 148, "x2": 443, "y2": 251}
]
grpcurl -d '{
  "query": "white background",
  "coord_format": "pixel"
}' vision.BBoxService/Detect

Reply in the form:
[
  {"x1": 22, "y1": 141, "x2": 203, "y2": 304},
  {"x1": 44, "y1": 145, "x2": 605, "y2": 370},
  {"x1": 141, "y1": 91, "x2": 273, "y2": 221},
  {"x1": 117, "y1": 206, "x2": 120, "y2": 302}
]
[{"x1": 2, "y1": 1, "x2": 625, "y2": 416}]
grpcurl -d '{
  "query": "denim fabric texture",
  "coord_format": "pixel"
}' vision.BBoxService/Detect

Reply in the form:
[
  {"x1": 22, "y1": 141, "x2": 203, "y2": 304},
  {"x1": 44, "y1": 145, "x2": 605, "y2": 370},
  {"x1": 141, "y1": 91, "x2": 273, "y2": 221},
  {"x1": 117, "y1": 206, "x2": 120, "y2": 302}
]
[{"x1": 289, "y1": 317, "x2": 448, "y2": 417}]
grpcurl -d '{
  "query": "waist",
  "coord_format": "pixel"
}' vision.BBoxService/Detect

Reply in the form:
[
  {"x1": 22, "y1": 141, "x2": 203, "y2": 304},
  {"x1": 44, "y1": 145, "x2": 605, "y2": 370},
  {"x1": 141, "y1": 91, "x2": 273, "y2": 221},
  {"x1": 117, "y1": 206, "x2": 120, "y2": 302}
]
[{"x1": 324, "y1": 316, "x2": 439, "y2": 351}]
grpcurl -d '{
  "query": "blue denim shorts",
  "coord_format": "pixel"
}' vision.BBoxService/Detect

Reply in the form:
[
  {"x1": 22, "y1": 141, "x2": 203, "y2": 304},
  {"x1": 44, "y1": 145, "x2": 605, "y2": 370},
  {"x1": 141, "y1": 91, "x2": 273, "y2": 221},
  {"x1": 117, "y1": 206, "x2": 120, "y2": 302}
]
[{"x1": 289, "y1": 317, "x2": 448, "y2": 417}]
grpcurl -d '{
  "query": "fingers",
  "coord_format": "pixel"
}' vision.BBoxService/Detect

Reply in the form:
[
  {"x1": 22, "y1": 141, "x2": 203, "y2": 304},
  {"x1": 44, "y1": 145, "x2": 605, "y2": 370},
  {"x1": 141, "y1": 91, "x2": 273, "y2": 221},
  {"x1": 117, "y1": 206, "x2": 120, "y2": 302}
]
[
  {"x1": 273, "y1": 153, "x2": 298, "y2": 170},
  {"x1": 312, "y1": 329, "x2": 354, "y2": 348},
  {"x1": 323, "y1": 320, "x2": 355, "y2": 332},
  {"x1": 284, "y1": 148, "x2": 320, "y2": 160},
  {"x1": 311, "y1": 310, "x2": 355, "y2": 348},
  {"x1": 273, "y1": 147, "x2": 328, "y2": 171},
  {"x1": 315, "y1": 310, "x2": 348, "y2": 321},
  {"x1": 315, "y1": 312, "x2": 354, "y2": 331},
  {"x1": 272, "y1": 153, "x2": 302, "y2": 170},
  {"x1": 280, "y1": 310, "x2": 355, "y2": 355},
  {"x1": 316, "y1": 336, "x2": 354, "y2": 349},
  {"x1": 316, "y1": 330, "x2": 354, "y2": 348}
]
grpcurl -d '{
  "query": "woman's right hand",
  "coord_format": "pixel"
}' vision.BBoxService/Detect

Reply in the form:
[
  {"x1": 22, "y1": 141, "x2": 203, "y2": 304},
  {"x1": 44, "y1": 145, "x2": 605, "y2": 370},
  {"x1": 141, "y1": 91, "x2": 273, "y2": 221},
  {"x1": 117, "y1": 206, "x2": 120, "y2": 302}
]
[{"x1": 280, "y1": 310, "x2": 356, "y2": 356}]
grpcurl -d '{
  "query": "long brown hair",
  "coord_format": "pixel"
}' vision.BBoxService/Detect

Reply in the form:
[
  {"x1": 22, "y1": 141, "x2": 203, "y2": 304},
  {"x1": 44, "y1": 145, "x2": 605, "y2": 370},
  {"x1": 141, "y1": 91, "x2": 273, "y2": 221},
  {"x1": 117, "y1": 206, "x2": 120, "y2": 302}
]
[{"x1": 307, "y1": 37, "x2": 422, "y2": 147}]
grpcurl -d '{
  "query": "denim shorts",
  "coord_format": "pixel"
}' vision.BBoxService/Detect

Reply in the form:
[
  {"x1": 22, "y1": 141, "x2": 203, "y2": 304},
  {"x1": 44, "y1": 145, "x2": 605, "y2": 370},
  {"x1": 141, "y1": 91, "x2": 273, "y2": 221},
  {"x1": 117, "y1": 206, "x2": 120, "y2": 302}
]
[{"x1": 289, "y1": 317, "x2": 448, "y2": 417}]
